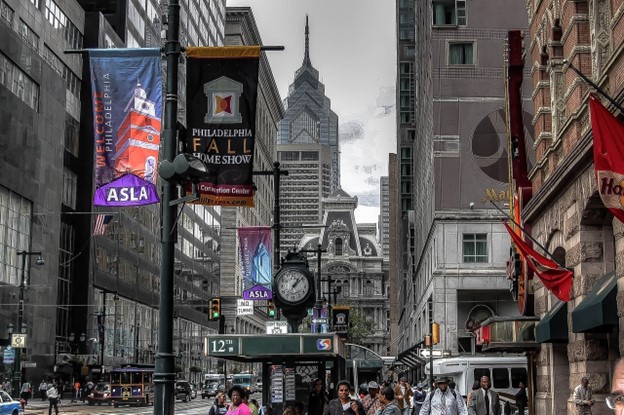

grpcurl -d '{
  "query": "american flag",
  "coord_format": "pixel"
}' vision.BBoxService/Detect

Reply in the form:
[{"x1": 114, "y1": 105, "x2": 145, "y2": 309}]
[{"x1": 93, "y1": 214, "x2": 113, "y2": 236}]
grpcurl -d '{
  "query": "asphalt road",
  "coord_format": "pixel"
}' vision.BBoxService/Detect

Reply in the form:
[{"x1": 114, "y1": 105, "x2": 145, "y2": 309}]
[{"x1": 23, "y1": 392, "x2": 263, "y2": 415}]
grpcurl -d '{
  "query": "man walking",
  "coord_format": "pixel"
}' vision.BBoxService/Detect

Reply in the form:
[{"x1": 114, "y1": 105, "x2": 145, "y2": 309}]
[
  {"x1": 47, "y1": 382, "x2": 60, "y2": 415},
  {"x1": 420, "y1": 377, "x2": 467, "y2": 415},
  {"x1": 573, "y1": 376, "x2": 595, "y2": 415},
  {"x1": 411, "y1": 384, "x2": 426, "y2": 415},
  {"x1": 378, "y1": 387, "x2": 401, "y2": 415},
  {"x1": 393, "y1": 378, "x2": 413, "y2": 415},
  {"x1": 468, "y1": 376, "x2": 500, "y2": 415},
  {"x1": 362, "y1": 382, "x2": 383, "y2": 415},
  {"x1": 39, "y1": 380, "x2": 48, "y2": 401}
]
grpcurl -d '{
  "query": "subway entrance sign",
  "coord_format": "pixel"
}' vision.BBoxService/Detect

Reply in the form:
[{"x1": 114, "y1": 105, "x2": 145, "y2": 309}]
[{"x1": 204, "y1": 333, "x2": 344, "y2": 360}]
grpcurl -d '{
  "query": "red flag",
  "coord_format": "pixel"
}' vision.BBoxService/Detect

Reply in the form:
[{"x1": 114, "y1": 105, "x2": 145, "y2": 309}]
[
  {"x1": 589, "y1": 95, "x2": 624, "y2": 223},
  {"x1": 503, "y1": 222, "x2": 573, "y2": 301}
]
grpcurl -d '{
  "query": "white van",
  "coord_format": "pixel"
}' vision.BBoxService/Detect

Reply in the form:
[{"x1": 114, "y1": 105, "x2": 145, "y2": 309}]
[{"x1": 424, "y1": 355, "x2": 528, "y2": 397}]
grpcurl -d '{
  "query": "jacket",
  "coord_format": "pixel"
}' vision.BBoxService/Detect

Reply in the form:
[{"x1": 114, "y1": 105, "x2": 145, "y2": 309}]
[
  {"x1": 468, "y1": 388, "x2": 500, "y2": 415},
  {"x1": 393, "y1": 384, "x2": 413, "y2": 410},
  {"x1": 328, "y1": 398, "x2": 365, "y2": 415},
  {"x1": 420, "y1": 388, "x2": 467, "y2": 415},
  {"x1": 380, "y1": 401, "x2": 402, "y2": 415}
]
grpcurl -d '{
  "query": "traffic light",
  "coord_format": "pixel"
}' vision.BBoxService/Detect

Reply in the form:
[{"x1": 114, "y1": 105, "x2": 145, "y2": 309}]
[
  {"x1": 210, "y1": 298, "x2": 221, "y2": 320},
  {"x1": 267, "y1": 301, "x2": 276, "y2": 318},
  {"x1": 432, "y1": 322, "x2": 440, "y2": 345}
]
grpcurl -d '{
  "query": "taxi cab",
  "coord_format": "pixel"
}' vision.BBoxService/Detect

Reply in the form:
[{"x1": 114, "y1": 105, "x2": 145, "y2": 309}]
[{"x1": 0, "y1": 390, "x2": 23, "y2": 415}]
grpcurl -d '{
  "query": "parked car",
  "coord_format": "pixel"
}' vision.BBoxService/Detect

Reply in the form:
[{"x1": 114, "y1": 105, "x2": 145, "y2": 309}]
[
  {"x1": 190, "y1": 383, "x2": 197, "y2": 400},
  {"x1": 175, "y1": 381, "x2": 192, "y2": 402},
  {"x1": 87, "y1": 382, "x2": 112, "y2": 406},
  {"x1": 0, "y1": 389, "x2": 23, "y2": 414}
]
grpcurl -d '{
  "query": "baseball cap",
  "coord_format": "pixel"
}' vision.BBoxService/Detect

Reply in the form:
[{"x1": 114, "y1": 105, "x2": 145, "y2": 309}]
[
  {"x1": 434, "y1": 377, "x2": 449, "y2": 384},
  {"x1": 367, "y1": 381, "x2": 379, "y2": 389}
]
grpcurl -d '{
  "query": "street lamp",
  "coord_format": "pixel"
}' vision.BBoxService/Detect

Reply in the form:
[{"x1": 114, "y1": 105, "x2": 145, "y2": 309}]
[{"x1": 11, "y1": 250, "x2": 44, "y2": 398}]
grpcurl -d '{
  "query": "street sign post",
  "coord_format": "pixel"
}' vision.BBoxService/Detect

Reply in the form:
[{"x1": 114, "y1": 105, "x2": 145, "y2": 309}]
[{"x1": 237, "y1": 299, "x2": 254, "y2": 316}]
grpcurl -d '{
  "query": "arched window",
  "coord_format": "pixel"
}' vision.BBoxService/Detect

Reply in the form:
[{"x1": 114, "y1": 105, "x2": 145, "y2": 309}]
[{"x1": 335, "y1": 238, "x2": 343, "y2": 255}]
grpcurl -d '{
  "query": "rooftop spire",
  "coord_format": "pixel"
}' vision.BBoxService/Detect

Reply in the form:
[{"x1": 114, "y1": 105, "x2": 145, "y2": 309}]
[{"x1": 303, "y1": 15, "x2": 311, "y2": 66}]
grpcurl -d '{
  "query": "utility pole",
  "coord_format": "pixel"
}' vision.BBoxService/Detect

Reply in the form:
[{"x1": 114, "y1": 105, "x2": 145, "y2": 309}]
[{"x1": 154, "y1": 1, "x2": 180, "y2": 414}]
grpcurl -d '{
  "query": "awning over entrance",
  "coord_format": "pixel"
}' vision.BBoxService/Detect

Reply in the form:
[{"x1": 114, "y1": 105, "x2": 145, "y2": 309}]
[
  {"x1": 572, "y1": 271, "x2": 618, "y2": 333},
  {"x1": 535, "y1": 300, "x2": 568, "y2": 343},
  {"x1": 394, "y1": 342, "x2": 426, "y2": 369}
]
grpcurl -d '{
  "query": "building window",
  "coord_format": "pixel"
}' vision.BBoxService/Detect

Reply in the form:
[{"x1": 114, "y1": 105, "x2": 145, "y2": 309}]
[
  {"x1": 1, "y1": 0, "x2": 14, "y2": 26},
  {"x1": 433, "y1": 0, "x2": 467, "y2": 26},
  {"x1": 62, "y1": 168, "x2": 77, "y2": 209},
  {"x1": 449, "y1": 42, "x2": 474, "y2": 65},
  {"x1": 463, "y1": 233, "x2": 488, "y2": 263},
  {"x1": 0, "y1": 51, "x2": 39, "y2": 110},
  {"x1": 45, "y1": 0, "x2": 83, "y2": 49},
  {"x1": 0, "y1": 187, "x2": 33, "y2": 285},
  {"x1": 19, "y1": 19, "x2": 39, "y2": 51}
]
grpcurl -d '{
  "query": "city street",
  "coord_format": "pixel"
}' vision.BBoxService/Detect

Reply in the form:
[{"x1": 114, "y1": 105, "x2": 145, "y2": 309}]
[
  {"x1": 23, "y1": 397, "x2": 216, "y2": 415},
  {"x1": 22, "y1": 392, "x2": 263, "y2": 415}
]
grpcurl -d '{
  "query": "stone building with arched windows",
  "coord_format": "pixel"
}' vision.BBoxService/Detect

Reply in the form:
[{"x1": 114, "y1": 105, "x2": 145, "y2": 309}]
[{"x1": 298, "y1": 189, "x2": 390, "y2": 356}]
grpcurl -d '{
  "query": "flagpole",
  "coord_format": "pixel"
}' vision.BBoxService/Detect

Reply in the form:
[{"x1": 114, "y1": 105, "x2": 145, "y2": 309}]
[
  {"x1": 489, "y1": 201, "x2": 566, "y2": 267},
  {"x1": 563, "y1": 59, "x2": 624, "y2": 114}
]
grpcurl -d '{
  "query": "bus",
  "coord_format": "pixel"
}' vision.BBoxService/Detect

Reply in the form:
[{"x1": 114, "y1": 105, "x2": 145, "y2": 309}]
[
  {"x1": 424, "y1": 356, "x2": 527, "y2": 397},
  {"x1": 109, "y1": 364, "x2": 155, "y2": 407},
  {"x1": 232, "y1": 373, "x2": 255, "y2": 393}
]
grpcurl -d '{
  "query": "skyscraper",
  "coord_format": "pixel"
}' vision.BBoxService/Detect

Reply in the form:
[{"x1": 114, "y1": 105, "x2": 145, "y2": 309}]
[{"x1": 277, "y1": 17, "x2": 340, "y2": 255}]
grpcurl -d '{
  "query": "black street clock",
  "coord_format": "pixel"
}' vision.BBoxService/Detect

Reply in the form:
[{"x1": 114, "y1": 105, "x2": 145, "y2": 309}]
[{"x1": 273, "y1": 251, "x2": 316, "y2": 330}]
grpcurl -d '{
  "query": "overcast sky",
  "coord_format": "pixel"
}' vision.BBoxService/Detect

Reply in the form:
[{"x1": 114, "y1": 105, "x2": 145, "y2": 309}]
[{"x1": 226, "y1": 0, "x2": 397, "y2": 226}]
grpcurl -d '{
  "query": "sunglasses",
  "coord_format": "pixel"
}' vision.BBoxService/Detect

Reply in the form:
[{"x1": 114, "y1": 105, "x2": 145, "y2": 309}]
[{"x1": 606, "y1": 393, "x2": 624, "y2": 410}]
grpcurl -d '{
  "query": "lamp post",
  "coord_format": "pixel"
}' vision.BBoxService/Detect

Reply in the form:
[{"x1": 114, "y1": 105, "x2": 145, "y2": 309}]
[{"x1": 11, "y1": 250, "x2": 44, "y2": 398}]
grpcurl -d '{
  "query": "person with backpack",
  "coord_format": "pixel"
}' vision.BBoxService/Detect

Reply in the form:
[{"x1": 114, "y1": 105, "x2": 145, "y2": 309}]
[
  {"x1": 419, "y1": 378, "x2": 467, "y2": 415},
  {"x1": 209, "y1": 391, "x2": 229, "y2": 415}
]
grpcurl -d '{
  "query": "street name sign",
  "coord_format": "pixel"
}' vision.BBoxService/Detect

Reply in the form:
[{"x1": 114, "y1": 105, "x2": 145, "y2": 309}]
[
  {"x1": 237, "y1": 299, "x2": 254, "y2": 316},
  {"x1": 206, "y1": 337, "x2": 240, "y2": 356}
]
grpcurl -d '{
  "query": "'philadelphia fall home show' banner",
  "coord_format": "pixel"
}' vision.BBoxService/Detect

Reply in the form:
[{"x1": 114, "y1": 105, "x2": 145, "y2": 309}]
[
  {"x1": 89, "y1": 48, "x2": 162, "y2": 207},
  {"x1": 186, "y1": 46, "x2": 261, "y2": 207},
  {"x1": 238, "y1": 226, "x2": 273, "y2": 300}
]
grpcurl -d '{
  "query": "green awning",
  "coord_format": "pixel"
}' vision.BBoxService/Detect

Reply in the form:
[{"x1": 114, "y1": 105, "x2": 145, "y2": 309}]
[
  {"x1": 535, "y1": 300, "x2": 568, "y2": 343},
  {"x1": 572, "y1": 271, "x2": 617, "y2": 333}
]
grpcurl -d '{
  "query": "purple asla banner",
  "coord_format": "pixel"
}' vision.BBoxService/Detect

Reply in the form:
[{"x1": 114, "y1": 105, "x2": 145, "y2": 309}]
[
  {"x1": 89, "y1": 48, "x2": 162, "y2": 206},
  {"x1": 239, "y1": 226, "x2": 273, "y2": 300}
]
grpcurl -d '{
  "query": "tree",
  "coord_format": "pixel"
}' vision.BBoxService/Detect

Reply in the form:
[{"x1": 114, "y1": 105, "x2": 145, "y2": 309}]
[{"x1": 347, "y1": 307, "x2": 375, "y2": 345}]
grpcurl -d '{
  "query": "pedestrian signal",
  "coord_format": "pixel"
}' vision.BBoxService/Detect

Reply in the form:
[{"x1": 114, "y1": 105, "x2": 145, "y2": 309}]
[
  {"x1": 210, "y1": 298, "x2": 221, "y2": 320},
  {"x1": 268, "y1": 301, "x2": 276, "y2": 318}
]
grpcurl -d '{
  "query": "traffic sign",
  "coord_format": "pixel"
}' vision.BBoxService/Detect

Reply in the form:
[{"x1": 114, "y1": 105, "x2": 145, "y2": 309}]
[
  {"x1": 11, "y1": 333, "x2": 27, "y2": 348},
  {"x1": 419, "y1": 349, "x2": 443, "y2": 358},
  {"x1": 237, "y1": 299, "x2": 254, "y2": 316},
  {"x1": 266, "y1": 321, "x2": 288, "y2": 334},
  {"x1": 311, "y1": 318, "x2": 327, "y2": 324}
]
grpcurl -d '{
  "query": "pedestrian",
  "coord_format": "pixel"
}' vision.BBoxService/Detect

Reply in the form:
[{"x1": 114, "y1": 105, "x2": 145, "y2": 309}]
[
  {"x1": 39, "y1": 379, "x2": 48, "y2": 401},
  {"x1": 466, "y1": 382, "x2": 480, "y2": 407},
  {"x1": 209, "y1": 391, "x2": 229, "y2": 415},
  {"x1": 71, "y1": 380, "x2": 80, "y2": 403},
  {"x1": 607, "y1": 357, "x2": 624, "y2": 413},
  {"x1": 308, "y1": 379, "x2": 329, "y2": 415},
  {"x1": 47, "y1": 382, "x2": 60, "y2": 415},
  {"x1": 573, "y1": 376, "x2": 595, "y2": 415},
  {"x1": 468, "y1": 375, "x2": 500, "y2": 415},
  {"x1": 411, "y1": 384, "x2": 426, "y2": 415},
  {"x1": 393, "y1": 378, "x2": 413, "y2": 415},
  {"x1": 226, "y1": 385, "x2": 252, "y2": 415},
  {"x1": 328, "y1": 380, "x2": 365, "y2": 415},
  {"x1": 378, "y1": 387, "x2": 401, "y2": 415},
  {"x1": 361, "y1": 381, "x2": 383, "y2": 415},
  {"x1": 514, "y1": 381, "x2": 527, "y2": 415},
  {"x1": 20, "y1": 379, "x2": 32, "y2": 406},
  {"x1": 420, "y1": 377, "x2": 467, "y2": 415}
]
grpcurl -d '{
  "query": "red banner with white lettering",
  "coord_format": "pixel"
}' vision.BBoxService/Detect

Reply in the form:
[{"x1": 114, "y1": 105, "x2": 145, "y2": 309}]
[
  {"x1": 589, "y1": 94, "x2": 624, "y2": 223},
  {"x1": 503, "y1": 222, "x2": 573, "y2": 302}
]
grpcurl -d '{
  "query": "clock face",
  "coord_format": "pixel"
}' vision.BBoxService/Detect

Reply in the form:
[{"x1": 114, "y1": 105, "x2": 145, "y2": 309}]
[{"x1": 276, "y1": 268, "x2": 311, "y2": 304}]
